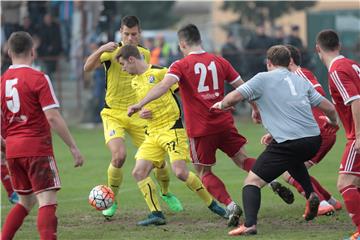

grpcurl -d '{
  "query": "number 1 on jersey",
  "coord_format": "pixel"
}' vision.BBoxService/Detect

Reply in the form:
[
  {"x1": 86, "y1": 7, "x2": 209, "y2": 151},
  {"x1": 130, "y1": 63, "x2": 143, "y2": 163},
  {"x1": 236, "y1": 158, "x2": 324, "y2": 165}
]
[{"x1": 195, "y1": 61, "x2": 219, "y2": 93}]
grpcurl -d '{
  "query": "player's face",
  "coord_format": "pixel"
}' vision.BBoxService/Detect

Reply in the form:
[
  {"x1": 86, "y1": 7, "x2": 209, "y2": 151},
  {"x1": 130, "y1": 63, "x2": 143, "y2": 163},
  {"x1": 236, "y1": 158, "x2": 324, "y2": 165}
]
[
  {"x1": 121, "y1": 26, "x2": 141, "y2": 46},
  {"x1": 119, "y1": 57, "x2": 136, "y2": 74}
]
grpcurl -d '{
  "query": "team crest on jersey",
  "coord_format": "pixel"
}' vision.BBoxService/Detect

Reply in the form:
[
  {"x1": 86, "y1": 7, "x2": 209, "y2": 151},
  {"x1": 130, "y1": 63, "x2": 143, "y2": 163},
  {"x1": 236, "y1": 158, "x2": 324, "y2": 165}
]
[
  {"x1": 148, "y1": 75, "x2": 155, "y2": 83},
  {"x1": 109, "y1": 130, "x2": 116, "y2": 137}
]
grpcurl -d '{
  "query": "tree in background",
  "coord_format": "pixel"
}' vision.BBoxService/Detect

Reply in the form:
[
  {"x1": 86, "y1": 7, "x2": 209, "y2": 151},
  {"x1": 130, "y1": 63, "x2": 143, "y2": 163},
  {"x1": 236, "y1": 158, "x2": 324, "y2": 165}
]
[{"x1": 222, "y1": 1, "x2": 316, "y2": 26}]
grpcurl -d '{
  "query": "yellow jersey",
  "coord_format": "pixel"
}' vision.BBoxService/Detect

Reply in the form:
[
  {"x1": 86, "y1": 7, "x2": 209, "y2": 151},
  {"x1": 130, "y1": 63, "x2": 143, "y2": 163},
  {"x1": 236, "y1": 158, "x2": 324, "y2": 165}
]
[
  {"x1": 100, "y1": 42, "x2": 150, "y2": 111},
  {"x1": 131, "y1": 65, "x2": 181, "y2": 133}
]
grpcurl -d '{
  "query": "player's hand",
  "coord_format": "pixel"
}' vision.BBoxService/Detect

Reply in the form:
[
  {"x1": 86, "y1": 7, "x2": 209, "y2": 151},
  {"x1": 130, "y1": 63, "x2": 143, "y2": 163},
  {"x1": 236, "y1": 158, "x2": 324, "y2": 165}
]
[
  {"x1": 261, "y1": 133, "x2": 273, "y2": 145},
  {"x1": 139, "y1": 108, "x2": 152, "y2": 119},
  {"x1": 210, "y1": 101, "x2": 235, "y2": 112},
  {"x1": 252, "y1": 109, "x2": 262, "y2": 124},
  {"x1": 319, "y1": 116, "x2": 339, "y2": 135},
  {"x1": 99, "y1": 42, "x2": 118, "y2": 53},
  {"x1": 128, "y1": 103, "x2": 142, "y2": 117},
  {"x1": 70, "y1": 146, "x2": 84, "y2": 167}
]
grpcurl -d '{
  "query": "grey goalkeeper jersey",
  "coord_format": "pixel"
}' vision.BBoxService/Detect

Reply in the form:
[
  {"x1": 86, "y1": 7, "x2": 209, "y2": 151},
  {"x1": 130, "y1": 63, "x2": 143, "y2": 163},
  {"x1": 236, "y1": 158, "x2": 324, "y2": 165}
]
[{"x1": 237, "y1": 67, "x2": 323, "y2": 143}]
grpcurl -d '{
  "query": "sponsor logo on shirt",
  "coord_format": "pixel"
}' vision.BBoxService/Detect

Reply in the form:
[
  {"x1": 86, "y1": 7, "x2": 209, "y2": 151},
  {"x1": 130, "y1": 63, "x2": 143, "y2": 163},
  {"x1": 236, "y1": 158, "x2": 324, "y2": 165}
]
[
  {"x1": 200, "y1": 92, "x2": 220, "y2": 100},
  {"x1": 148, "y1": 75, "x2": 155, "y2": 83}
]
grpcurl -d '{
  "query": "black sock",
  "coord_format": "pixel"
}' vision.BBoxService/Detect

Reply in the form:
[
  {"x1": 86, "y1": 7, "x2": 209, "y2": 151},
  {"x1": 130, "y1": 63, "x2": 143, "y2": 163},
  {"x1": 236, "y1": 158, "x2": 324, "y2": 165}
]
[{"x1": 243, "y1": 185, "x2": 261, "y2": 227}]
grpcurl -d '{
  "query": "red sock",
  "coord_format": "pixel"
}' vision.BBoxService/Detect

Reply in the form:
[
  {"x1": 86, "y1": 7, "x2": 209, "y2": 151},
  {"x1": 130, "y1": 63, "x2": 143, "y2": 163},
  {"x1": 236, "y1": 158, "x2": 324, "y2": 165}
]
[
  {"x1": 242, "y1": 158, "x2": 256, "y2": 172},
  {"x1": 287, "y1": 176, "x2": 325, "y2": 200},
  {"x1": 340, "y1": 185, "x2": 360, "y2": 232},
  {"x1": 310, "y1": 176, "x2": 331, "y2": 200},
  {"x1": 1, "y1": 164, "x2": 14, "y2": 197},
  {"x1": 202, "y1": 172, "x2": 232, "y2": 205},
  {"x1": 287, "y1": 176, "x2": 305, "y2": 197},
  {"x1": 2, "y1": 204, "x2": 29, "y2": 239},
  {"x1": 37, "y1": 204, "x2": 58, "y2": 240}
]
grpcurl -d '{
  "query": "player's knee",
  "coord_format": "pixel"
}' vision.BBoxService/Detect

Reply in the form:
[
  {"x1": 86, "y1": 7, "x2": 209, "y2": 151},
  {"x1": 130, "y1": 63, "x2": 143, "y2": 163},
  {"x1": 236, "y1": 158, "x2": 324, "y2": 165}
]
[
  {"x1": 174, "y1": 168, "x2": 188, "y2": 181},
  {"x1": 132, "y1": 168, "x2": 147, "y2": 181},
  {"x1": 19, "y1": 194, "x2": 37, "y2": 212},
  {"x1": 111, "y1": 151, "x2": 126, "y2": 167}
]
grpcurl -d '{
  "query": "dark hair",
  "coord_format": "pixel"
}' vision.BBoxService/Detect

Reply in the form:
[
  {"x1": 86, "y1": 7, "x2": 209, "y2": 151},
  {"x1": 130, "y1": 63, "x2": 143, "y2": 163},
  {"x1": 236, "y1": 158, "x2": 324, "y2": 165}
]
[
  {"x1": 121, "y1": 15, "x2": 140, "y2": 29},
  {"x1": 177, "y1": 24, "x2": 202, "y2": 46},
  {"x1": 316, "y1": 29, "x2": 340, "y2": 51},
  {"x1": 116, "y1": 45, "x2": 141, "y2": 62},
  {"x1": 266, "y1": 45, "x2": 290, "y2": 67},
  {"x1": 8, "y1": 31, "x2": 33, "y2": 55},
  {"x1": 285, "y1": 44, "x2": 301, "y2": 66}
]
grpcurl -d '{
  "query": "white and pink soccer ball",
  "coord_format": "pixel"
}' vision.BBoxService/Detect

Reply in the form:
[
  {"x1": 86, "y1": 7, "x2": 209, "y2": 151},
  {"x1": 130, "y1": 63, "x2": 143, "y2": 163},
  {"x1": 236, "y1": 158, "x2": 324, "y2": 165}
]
[{"x1": 88, "y1": 185, "x2": 115, "y2": 211}]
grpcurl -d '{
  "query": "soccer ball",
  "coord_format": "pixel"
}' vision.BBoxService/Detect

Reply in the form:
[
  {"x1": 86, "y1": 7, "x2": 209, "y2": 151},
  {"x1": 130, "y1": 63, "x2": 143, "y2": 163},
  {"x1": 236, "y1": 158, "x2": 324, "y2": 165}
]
[{"x1": 88, "y1": 185, "x2": 115, "y2": 211}]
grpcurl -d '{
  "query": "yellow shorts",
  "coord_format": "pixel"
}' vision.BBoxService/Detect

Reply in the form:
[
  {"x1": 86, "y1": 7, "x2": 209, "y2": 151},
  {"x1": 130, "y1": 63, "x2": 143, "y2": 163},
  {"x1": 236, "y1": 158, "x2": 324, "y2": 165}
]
[
  {"x1": 101, "y1": 108, "x2": 146, "y2": 147},
  {"x1": 135, "y1": 128, "x2": 190, "y2": 168}
]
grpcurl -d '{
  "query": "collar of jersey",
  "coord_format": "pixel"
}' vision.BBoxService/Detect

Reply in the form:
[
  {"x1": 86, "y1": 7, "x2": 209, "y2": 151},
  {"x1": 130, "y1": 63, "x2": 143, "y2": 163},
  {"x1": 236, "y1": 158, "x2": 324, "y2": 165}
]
[
  {"x1": 328, "y1": 55, "x2": 344, "y2": 71},
  {"x1": 9, "y1": 64, "x2": 34, "y2": 69},
  {"x1": 189, "y1": 50, "x2": 206, "y2": 55}
]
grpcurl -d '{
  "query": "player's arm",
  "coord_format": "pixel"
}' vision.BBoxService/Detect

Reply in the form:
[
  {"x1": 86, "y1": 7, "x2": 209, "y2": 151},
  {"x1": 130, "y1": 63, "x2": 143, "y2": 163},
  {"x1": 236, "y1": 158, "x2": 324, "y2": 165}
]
[
  {"x1": 128, "y1": 75, "x2": 178, "y2": 117},
  {"x1": 84, "y1": 42, "x2": 118, "y2": 72},
  {"x1": 45, "y1": 109, "x2": 84, "y2": 167},
  {"x1": 351, "y1": 99, "x2": 360, "y2": 153},
  {"x1": 211, "y1": 89, "x2": 245, "y2": 111}
]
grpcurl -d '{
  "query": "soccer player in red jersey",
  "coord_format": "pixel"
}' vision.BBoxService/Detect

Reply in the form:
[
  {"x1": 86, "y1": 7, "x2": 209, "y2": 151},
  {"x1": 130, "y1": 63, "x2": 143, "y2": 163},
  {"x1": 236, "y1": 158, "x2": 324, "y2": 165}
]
[
  {"x1": 316, "y1": 29, "x2": 360, "y2": 240},
  {"x1": 283, "y1": 44, "x2": 342, "y2": 216},
  {"x1": 128, "y1": 24, "x2": 293, "y2": 226},
  {"x1": 1, "y1": 31, "x2": 84, "y2": 240}
]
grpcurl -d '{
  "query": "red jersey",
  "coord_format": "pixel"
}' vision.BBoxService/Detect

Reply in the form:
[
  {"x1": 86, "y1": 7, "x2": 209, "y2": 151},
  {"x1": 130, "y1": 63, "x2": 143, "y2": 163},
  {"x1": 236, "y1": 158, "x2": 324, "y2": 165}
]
[
  {"x1": 295, "y1": 67, "x2": 327, "y2": 128},
  {"x1": 1, "y1": 65, "x2": 59, "y2": 158},
  {"x1": 328, "y1": 55, "x2": 360, "y2": 140},
  {"x1": 167, "y1": 50, "x2": 241, "y2": 137}
]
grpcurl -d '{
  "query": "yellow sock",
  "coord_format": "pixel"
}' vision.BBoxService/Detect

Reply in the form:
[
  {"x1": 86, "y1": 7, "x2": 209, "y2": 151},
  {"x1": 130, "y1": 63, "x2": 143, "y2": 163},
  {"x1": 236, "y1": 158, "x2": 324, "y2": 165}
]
[
  {"x1": 107, "y1": 164, "x2": 123, "y2": 197},
  {"x1": 185, "y1": 171, "x2": 213, "y2": 206},
  {"x1": 138, "y1": 177, "x2": 162, "y2": 212},
  {"x1": 153, "y1": 164, "x2": 170, "y2": 195}
]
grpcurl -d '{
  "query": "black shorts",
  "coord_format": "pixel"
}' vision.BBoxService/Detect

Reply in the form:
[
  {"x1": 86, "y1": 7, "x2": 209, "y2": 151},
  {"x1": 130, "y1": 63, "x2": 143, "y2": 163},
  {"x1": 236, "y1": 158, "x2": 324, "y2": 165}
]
[{"x1": 252, "y1": 135, "x2": 322, "y2": 183}]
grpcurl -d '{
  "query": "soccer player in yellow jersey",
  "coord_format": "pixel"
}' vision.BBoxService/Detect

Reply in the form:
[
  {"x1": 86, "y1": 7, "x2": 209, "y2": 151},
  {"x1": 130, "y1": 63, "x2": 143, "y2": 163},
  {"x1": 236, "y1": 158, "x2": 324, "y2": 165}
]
[
  {"x1": 116, "y1": 44, "x2": 227, "y2": 226},
  {"x1": 84, "y1": 16, "x2": 181, "y2": 219}
]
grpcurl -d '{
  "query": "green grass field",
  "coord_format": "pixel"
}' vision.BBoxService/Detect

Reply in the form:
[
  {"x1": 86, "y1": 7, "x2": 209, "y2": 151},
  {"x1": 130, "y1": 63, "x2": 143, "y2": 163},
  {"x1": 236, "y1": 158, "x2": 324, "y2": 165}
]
[{"x1": 1, "y1": 120, "x2": 355, "y2": 239}]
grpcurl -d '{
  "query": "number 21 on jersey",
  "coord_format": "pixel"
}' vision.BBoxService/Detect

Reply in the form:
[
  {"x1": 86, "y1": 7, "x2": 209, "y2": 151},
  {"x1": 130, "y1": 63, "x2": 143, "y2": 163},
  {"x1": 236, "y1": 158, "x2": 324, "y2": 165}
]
[
  {"x1": 195, "y1": 61, "x2": 219, "y2": 93},
  {"x1": 5, "y1": 78, "x2": 20, "y2": 113}
]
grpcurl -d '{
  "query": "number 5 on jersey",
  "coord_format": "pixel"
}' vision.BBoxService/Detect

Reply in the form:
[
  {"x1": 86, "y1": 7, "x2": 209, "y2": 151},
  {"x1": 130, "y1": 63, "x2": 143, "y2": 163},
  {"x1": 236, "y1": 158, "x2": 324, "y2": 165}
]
[{"x1": 6, "y1": 79, "x2": 20, "y2": 113}]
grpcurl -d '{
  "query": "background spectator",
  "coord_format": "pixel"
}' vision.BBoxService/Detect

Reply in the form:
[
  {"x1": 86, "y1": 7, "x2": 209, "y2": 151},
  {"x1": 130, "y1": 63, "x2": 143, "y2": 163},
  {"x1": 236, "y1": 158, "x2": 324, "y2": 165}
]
[{"x1": 37, "y1": 13, "x2": 62, "y2": 81}]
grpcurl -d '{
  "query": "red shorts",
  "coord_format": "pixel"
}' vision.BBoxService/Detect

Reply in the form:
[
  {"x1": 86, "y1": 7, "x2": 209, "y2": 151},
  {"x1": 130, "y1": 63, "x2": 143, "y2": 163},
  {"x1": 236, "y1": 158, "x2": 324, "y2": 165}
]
[
  {"x1": 189, "y1": 127, "x2": 247, "y2": 166},
  {"x1": 339, "y1": 140, "x2": 360, "y2": 176},
  {"x1": 306, "y1": 133, "x2": 336, "y2": 166},
  {"x1": 7, "y1": 156, "x2": 61, "y2": 194}
]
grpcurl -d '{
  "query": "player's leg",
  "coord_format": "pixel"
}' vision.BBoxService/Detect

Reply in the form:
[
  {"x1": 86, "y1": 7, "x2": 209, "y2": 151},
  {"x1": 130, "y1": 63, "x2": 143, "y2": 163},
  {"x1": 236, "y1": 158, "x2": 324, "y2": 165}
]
[
  {"x1": 2, "y1": 157, "x2": 37, "y2": 239},
  {"x1": 171, "y1": 159, "x2": 227, "y2": 218},
  {"x1": 338, "y1": 141, "x2": 360, "y2": 234},
  {"x1": 36, "y1": 190, "x2": 58, "y2": 240},
  {"x1": 190, "y1": 135, "x2": 233, "y2": 206},
  {"x1": 101, "y1": 109, "x2": 127, "y2": 218},
  {"x1": 1, "y1": 160, "x2": 18, "y2": 204},
  {"x1": 133, "y1": 136, "x2": 169, "y2": 226},
  {"x1": 2, "y1": 193, "x2": 37, "y2": 239},
  {"x1": 127, "y1": 116, "x2": 172, "y2": 201}
]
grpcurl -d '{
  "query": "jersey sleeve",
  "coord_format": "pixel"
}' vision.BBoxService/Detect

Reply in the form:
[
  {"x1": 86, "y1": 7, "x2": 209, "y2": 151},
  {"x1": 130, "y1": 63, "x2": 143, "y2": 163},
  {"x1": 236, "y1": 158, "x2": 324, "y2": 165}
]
[
  {"x1": 223, "y1": 58, "x2": 242, "y2": 85},
  {"x1": 330, "y1": 69, "x2": 360, "y2": 105},
  {"x1": 100, "y1": 51, "x2": 113, "y2": 63},
  {"x1": 37, "y1": 74, "x2": 60, "y2": 111},
  {"x1": 236, "y1": 72, "x2": 264, "y2": 101},
  {"x1": 166, "y1": 60, "x2": 182, "y2": 82}
]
